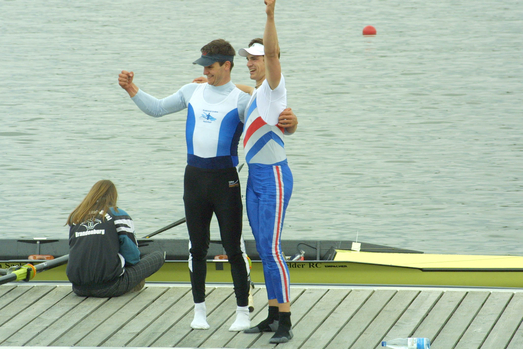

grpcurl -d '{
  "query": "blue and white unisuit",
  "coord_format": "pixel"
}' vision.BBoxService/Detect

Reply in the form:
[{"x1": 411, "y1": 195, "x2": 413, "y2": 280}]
[
  {"x1": 186, "y1": 83, "x2": 243, "y2": 169},
  {"x1": 131, "y1": 82, "x2": 252, "y2": 306},
  {"x1": 132, "y1": 82, "x2": 249, "y2": 169},
  {"x1": 244, "y1": 75, "x2": 293, "y2": 304}
]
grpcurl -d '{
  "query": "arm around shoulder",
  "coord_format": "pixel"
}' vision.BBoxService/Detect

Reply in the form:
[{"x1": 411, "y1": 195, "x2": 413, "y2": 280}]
[
  {"x1": 236, "y1": 84, "x2": 255, "y2": 95},
  {"x1": 278, "y1": 107, "x2": 298, "y2": 135}
]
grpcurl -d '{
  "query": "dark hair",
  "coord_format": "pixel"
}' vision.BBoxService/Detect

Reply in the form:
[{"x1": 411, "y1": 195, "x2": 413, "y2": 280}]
[
  {"x1": 248, "y1": 38, "x2": 264, "y2": 47},
  {"x1": 201, "y1": 39, "x2": 235, "y2": 70},
  {"x1": 248, "y1": 38, "x2": 281, "y2": 58}
]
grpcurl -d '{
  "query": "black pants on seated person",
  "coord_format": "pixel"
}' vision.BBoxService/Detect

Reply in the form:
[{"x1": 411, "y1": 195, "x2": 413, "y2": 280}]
[{"x1": 72, "y1": 251, "x2": 164, "y2": 298}]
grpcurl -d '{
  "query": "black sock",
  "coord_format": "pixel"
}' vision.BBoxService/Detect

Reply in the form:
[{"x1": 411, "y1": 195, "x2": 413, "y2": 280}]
[
  {"x1": 277, "y1": 311, "x2": 292, "y2": 329},
  {"x1": 267, "y1": 306, "x2": 279, "y2": 320}
]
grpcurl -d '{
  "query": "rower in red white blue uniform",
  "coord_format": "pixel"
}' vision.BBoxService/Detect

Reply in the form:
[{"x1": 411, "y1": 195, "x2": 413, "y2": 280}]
[{"x1": 239, "y1": 0, "x2": 298, "y2": 343}]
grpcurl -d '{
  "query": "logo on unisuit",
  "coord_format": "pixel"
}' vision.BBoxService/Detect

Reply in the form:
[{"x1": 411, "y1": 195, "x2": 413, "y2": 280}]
[{"x1": 201, "y1": 111, "x2": 217, "y2": 123}]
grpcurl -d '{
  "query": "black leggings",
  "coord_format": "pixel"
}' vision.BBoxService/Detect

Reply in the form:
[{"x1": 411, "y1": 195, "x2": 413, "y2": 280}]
[{"x1": 184, "y1": 165, "x2": 249, "y2": 306}]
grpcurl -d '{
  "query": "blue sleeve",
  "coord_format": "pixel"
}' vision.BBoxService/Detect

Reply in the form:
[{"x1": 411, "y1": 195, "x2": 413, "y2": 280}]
[
  {"x1": 131, "y1": 84, "x2": 198, "y2": 117},
  {"x1": 110, "y1": 207, "x2": 141, "y2": 266},
  {"x1": 119, "y1": 235, "x2": 140, "y2": 265}
]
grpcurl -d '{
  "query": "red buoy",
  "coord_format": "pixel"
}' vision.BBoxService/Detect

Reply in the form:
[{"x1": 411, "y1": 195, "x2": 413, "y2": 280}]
[{"x1": 363, "y1": 25, "x2": 377, "y2": 35}]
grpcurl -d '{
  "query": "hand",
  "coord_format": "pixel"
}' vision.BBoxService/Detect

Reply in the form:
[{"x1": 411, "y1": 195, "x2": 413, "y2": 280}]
[
  {"x1": 192, "y1": 76, "x2": 208, "y2": 84},
  {"x1": 265, "y1": 0, "x2": 276, "y2": 17},
  {"x1": 118, "y1": 70, "x2": 134, "y2": 90},
  {"x1": 118, "y1": 70, "x2": 139, "y2": 97},
  {"x1": 277, "y1": 108, "x2": 298, "y2": 130}
]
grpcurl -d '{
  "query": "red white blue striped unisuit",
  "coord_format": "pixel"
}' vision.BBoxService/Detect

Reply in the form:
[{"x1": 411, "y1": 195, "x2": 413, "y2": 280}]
[{"x1": 244, "y1": 77, "x2": 293, "y2": 304}]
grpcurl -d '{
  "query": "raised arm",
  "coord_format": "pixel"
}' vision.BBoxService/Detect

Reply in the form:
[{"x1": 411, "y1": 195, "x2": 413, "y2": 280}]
[
  {"x1": 263, "y1": 0, "x2": 281, "y2": 90},
  {"x1": 118, "y1": 70, "x2": 139, "y2": 97}
]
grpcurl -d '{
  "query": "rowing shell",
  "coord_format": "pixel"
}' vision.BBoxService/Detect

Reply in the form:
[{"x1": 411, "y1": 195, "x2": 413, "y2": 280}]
[{"x1": 2, "y1": 251, "x2": 523, "y2": 288}]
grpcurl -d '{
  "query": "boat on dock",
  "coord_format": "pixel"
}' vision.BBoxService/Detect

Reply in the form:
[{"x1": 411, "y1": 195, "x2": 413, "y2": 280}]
[{"x1": 1, "y1": 238, "x2": 523, "y2": 288}]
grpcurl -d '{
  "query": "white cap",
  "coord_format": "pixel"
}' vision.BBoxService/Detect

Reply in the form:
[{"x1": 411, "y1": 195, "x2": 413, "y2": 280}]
[{"x1": 238, "y1": 43, "x2": 265, "y2": 57}]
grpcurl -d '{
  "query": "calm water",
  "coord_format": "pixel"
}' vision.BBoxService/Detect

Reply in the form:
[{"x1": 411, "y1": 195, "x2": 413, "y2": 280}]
[{"x1": 1, "y1": 0, "x2": 522, "y2": 255}]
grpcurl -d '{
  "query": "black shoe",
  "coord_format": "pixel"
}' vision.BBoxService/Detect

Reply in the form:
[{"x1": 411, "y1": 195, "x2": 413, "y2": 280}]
[
  {"x1": 269, "y1": 329, "x2": 293, "y2": 343},
  {"x1": 244, "y1": 319, "x2": 279, "y2": 333},
  {"x1": 244, "y1": 306, "x2": 279, "y2": 333},
  {"x1": 269, "y1": 311, "x2": 293, "y2": 343}
]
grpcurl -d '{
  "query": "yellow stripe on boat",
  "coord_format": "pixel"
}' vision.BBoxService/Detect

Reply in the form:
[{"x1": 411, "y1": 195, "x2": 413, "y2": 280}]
[
  {"x1": 334, "y1": 250, "x2": 523, "y2": 270},
  {"x1": 331, "y1": 249, "x2": 523, "y2": 288}
]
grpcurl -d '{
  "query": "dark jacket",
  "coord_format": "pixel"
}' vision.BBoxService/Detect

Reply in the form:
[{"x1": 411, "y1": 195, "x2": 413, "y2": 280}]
[{"x1": 66, "y1": 207, "x2": 140, "y2": 285}]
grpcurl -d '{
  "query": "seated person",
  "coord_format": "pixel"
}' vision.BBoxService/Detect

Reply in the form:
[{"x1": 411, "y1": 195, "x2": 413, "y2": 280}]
[{"x1": 66, "y1": 179, "x2": 164, "y2": 297}]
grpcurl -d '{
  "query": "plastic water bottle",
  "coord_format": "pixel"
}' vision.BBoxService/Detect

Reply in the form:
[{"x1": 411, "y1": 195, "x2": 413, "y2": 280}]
[{"x1": 381, "y1": 337, "x2": 430, "y2": 348}]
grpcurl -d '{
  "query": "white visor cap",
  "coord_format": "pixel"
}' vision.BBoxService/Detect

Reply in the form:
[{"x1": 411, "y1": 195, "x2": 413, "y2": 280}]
[{"x1": 238, "y1": 43, "x2": 265, "y2": 57}]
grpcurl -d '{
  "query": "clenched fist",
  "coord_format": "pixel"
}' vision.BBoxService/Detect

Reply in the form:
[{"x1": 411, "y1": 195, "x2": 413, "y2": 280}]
[{"x1": 118, "y1": 70, "x2": 138, "y2": 97}]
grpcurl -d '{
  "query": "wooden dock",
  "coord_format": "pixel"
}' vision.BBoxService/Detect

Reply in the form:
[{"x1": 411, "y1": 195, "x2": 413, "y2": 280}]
[{"x1": 1, "y1": 283, "x2": 522, "y2": 348}]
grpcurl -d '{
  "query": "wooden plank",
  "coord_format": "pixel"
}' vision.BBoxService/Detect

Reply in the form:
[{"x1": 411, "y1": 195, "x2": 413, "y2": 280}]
[
  {"x1": 455, "y1": 291, "x2": 512, "y2": 349},
  {"x1": 326, "y1": 289, "x2": 397, "y2": 349},
  {"x1": 51, "y1": 290, "x2": 142, "y2": 346},
  {"x1": 506, "y1": 319, "x2": 523, "y2": 349},
  {"x1": 102, "y1": 286, "x2": 188, "y2": 347},
  {"x1": 75, "y1": 287, "x2": 167, "y2": 347},
  {"x1": 252, "y1": 288, "x2": 329, "y2": 349},
  {"x1": 151, "y1": 287, "x2": 234, "y2": 347},
  {"x1": 126, "y1": 286, "x2": 194, "y2": 347},
  {"x1": 413, "y1": 290, "x2": 467, "y2": 341},
  {"x1": 301, "y1": 288, "x2": 373, "y2": 349},
  {"x1": 382, "y1": 289, "x2": 443, "y2": 345},
  {"x1": 0, "y1": 284, "x2": 522, "y2": 349},
  {"x1": 0, "y1": 286, "x2": 15, "y2": 300},
  {"x1": 0, "y1": 285, "x2": 54, "y2": 327},
  {"x1": 1, "y1": 286, "x2": 75, "y2": 346},
  {"x1": 26, "y1": 291, "x2": 108, "y2": 346},
  {"x1": 432, "y1": 291, "x2": 490, "y2": 349},
  {"x1": 481, "y1": 292, "x2": 523, "y2": 349},
  {"x1": 0, "y1": 286, "x2": 57, "y2": 343},
  {"x1": 352, "y1": 290, "x2": 420, "y2": 349},
  {"x1": 277, "y1": 288, "x2": 351, "y2": 349}
]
